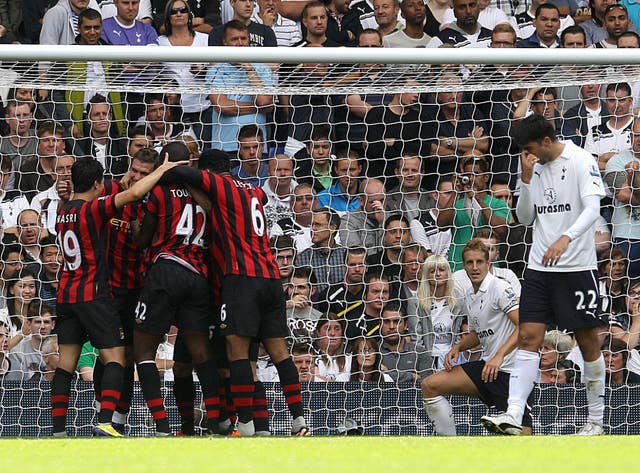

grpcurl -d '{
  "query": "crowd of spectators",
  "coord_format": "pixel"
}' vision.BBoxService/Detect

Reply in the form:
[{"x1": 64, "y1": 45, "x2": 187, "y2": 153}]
[{"x1": 1, "y1": 0, "x2": 640, "y2": 389}]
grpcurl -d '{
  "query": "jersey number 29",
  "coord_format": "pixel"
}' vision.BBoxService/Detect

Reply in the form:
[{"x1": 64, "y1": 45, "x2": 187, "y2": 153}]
[{"x1": 60, "y1": 230, "x2": 81, "y2": 271}]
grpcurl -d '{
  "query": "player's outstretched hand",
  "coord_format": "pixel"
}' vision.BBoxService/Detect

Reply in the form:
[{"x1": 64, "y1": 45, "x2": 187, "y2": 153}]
[
  {"x1": 542, "y1": 235, "x2": 571, "y2": 267},
  {"x1": 481, "y1": 355, "x2": 503, "y2": 383},
  {"x1": 158, "y1": 152, "x2": 189, "y2": 171},
  {"x1": 520, "y1": 150, "x2": 539, "y2": 185},
  {"x1": 444, "y1": 347, "x2": 459, "y2": 371}
]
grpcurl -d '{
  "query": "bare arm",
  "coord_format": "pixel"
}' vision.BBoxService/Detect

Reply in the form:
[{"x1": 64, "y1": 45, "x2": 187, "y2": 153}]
[
  {"x1": 114, "y1": 155, "x2": 187, "y2": 209},
  {"x1": 209, "y1": 93, "x2": 262, "y2": 116},
  {"x1": 346, "y1": 94, "x2": 372, "y2": 119},
  {"x1": 277, "y1": 0, "x2": 311, "y2": 21},
  {"x1": 443, "y1": 330, "x2": 481, "y2": 371}
]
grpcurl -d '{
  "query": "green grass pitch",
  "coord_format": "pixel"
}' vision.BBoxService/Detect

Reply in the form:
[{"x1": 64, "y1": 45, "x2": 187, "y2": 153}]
[{"x1": 1, "y1": 436, "x2": 636, "y2": 473}]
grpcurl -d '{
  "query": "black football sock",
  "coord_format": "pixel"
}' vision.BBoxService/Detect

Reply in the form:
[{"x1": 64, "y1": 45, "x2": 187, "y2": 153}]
[
  {"x1": 173, "y1": 375, "x2": 195, "y2": 435},
  {"x1": 229, "y1": 359, "x2": 254, "y2": 424},
  {"x1": 51, "y1": 368, "x2": 73, "y2": 435},
  {"x1": 194, "y1": 360, "x2": 221, "y2": 434},
  {"x1": 253, "y1": 381, "x2": 269, "y2": 433},
  {"x1": 97, "y1": 362, "x2": 123, "y2": 424},
  {"x1": 275, "y1": 358, "x2": 304, "y2": 419},
  {"x1": 137, "y1": 361, "x2": 171, "y2": 434}
]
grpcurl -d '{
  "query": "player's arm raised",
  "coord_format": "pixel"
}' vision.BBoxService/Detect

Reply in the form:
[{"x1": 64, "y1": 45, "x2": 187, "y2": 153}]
[
  {"x1": 114, "y1": 154, "x2": 188, "y2": 209},
  {"x1": 482, "y1": 309, "x2": 519, "y2": 383}
]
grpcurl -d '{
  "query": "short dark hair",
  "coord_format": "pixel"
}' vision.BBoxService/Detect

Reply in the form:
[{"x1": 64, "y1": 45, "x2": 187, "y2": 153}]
[
  {"x1": 310, "y1": 124, "x2": 331, "y2": 142},
  {"x1": 461, "y1": 155, "x2": 489, "y2": 173},
  {"x1": 364, "y1": 272, "x2": 389, "y2": 297},
  {"x1": 382, "y1": 300, "x2": 405, "y2": 319},
  {"x1": 314, "y1": 207, "x2": 341, "y2": 229},
  {"x1": 535, "y1": 3, "x2": 560, "y2": 18},
  {"x1": 1, "y1": 244, "x2": 22, "y2": 262},
  {"x1": 358, "y1": 28, "x2": 382, "y2": 44},
  {"x1": 78, "y1": 8, "x2": 102, "y2": 26},
  {"x1": 39, "y1": 235, "x2": 58, "y2": 247},
  {"x1": 129, "y1": 125, "x2": 153, "y2": 139},
  {"x1": 561, "y1": 25, "x2": 586, "y2": 46},
  {"x1": 238, "y1": 124, "x2": 263, "y2": 142},
  {"x1": 27, "y1": 299, "x2": 55, "y2": 318},
  {"x1": 133, "y1": 147, "x2": 160, "y2": 167},
  {"x1": 606, "y1": 82, "x2": 632, "y2": 97},
  {"x1": 618, "y1": 30, "x2": 640, "y2": 46},
  {"x1": 160, "y1": 141, "x2": 190, "y2": 163},
  {"x1": 383, "y1": 213, "x2": 409, "y2": 230},
  {"x1": 0, "y1": 154, "x2": 11, "y2": 173},
  {"x1": 291, "y1": 266, "x2": 317, "y2": 285},
  {"x1": 271, "y1": 235, "x2": 295, "y2": 253},
  {"x1": 224, "y1": 19, "x2": 248, "y2": 37},
  {"x1": 199, "y1": 149, "x2": 230, "y2": 173},
  {"x1": 511, "y1": 114, "x2": 557, "y2": 146},
  {"x1": 72, "y1": 158, "x2": 104, "y2": 193},
  {"x1": 144, "y1": 93, "x2": 166, "y2": 106},
  {"x1": 87, "y1": 94, "x2": 110, "y2": 117},
  {"x1": 490, "y1": 174, "x2": 510, "y2": 188},
  {"x1": 532, "y1": 87, "x2": 557, "y2": 101},
  {"x1": 36, "y1": 120, "x2": 64, "y2": 138},
  {"x1": 604, "y1": 3, "x2": 628, "y2": 18},
  {"x1": 345, "y1": 247, "x2": 367, "y2": 263}
]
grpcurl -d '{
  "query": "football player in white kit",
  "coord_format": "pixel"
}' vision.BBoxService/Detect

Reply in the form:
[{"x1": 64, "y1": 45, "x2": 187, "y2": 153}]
[
  {"x1": 482, "y1": 114, "x2": 607, "y2": 436},
  {"x1": 421, "y1": 238, "x2": 525, "y2": 436}
]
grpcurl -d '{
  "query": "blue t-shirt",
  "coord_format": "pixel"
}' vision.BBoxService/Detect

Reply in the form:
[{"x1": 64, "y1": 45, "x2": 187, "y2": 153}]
[
  {"x1": 101, "y1": 17, "x2": 158, "y2": 46},
  {"x1": 205, "y1": 62, "x2": 275, "y2": 151}
]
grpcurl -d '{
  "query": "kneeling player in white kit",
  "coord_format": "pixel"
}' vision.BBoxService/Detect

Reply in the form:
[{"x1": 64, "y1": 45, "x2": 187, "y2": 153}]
[{"x1": 421, "y1": 238, "x2": 529, "y2": 435}]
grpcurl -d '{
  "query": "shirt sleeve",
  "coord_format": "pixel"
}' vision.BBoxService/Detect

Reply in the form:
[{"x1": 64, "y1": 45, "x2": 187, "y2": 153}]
[
  {"x1": 497, "y1": 282, "x2": 519, "y2": 314},
  {"x1": 579, "y1": 156, "x2": 606, "y2": 199},
  {"x1": 92, "y1": 194, "x2": 118, "y2": 225}
]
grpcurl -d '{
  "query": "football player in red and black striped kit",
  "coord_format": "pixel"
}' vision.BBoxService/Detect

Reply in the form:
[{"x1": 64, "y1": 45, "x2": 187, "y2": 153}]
[
  {"x1": 99, "y1": 147, "x2": 161, "y2": 433},
  {"x1": 52, "y1": 156, "x2": 181, "y2": 437},
  {"x1": 164, "y1": 149, "x2": 310, "y2": 437},
  {"x1": 133, "y1": 142, "x2": 221, "y2": 436}
]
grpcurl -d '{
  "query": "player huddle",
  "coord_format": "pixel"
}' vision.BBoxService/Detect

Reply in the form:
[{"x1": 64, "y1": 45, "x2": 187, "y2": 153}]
[{"x1": 51, "y1": 142, "x2": 309, "y2": 437}]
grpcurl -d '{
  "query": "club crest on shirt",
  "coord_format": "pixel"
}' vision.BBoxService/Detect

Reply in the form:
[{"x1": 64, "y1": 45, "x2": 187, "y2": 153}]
[{"x1": 543, "y1": 187, "x2": 557, "y2": 204}]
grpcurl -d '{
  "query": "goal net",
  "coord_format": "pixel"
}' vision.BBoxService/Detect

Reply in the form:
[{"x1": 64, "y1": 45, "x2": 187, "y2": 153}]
[{"x1": 1, "y1": 45, "x2": 639, "y2": 436}]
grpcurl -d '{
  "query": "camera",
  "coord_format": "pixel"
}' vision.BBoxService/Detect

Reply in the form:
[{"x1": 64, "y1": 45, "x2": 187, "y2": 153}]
[{"x1": 460, "y1": 175, "x2": 470, "y2": 185}]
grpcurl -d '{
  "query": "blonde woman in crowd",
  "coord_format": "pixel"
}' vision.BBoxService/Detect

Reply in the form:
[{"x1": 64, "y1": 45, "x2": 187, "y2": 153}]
[{"x1": 417, "y1": 254, "x2": 465, "y2": 370}]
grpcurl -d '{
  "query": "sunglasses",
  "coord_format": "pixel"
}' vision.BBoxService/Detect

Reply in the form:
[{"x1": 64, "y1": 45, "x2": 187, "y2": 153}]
[{"x1": 170, "y1": 7, "x2": 189, "y2": 14}]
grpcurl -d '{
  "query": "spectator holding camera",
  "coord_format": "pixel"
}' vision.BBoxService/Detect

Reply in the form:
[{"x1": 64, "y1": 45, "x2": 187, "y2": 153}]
[{"x1": 436, "y1": 153, "x2": 509, "y2": 271}]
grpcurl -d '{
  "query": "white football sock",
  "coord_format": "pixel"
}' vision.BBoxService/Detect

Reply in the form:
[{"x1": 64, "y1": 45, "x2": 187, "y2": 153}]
[
  {"x1": 506, "y1": 349, "x2": 540, "y2": 424},
  {"x1": 423, "y1": 396, "x2": 456, "y2": 436},
  {"x1": 112, "y1": 411, "x2": 127, "y2": 425},
  {"x1": 583, "y1": 355, "x2": 605, "y2": 425},
  {"x1": 237, "y1": 420, "x2": 255, "y2": 437}
]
